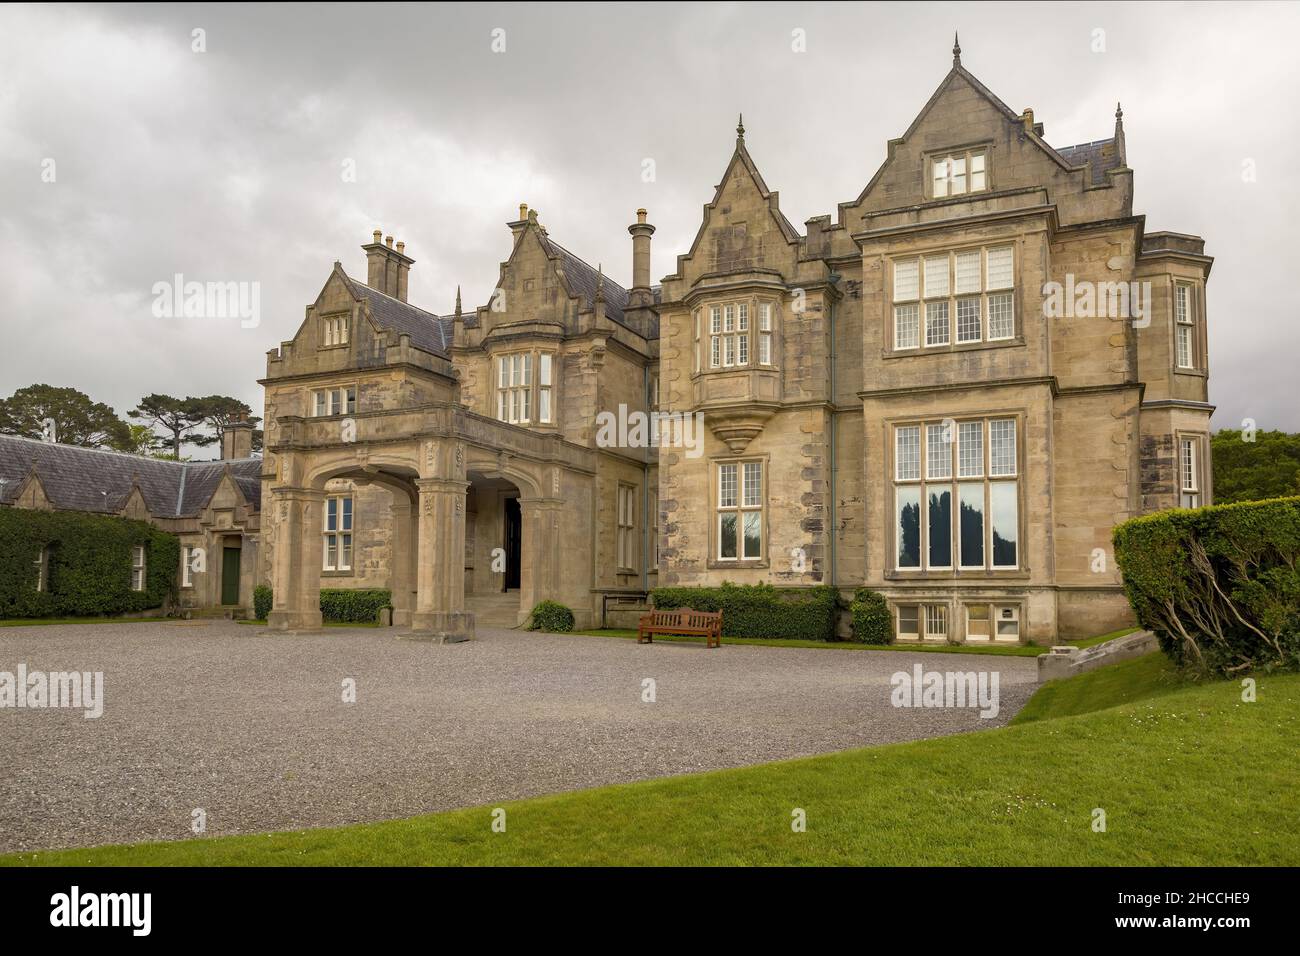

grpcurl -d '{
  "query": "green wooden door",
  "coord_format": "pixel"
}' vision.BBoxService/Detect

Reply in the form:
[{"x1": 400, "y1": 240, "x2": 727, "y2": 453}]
[{"x1": 221, "y1": 547, "x2": 241, "y2": 605}]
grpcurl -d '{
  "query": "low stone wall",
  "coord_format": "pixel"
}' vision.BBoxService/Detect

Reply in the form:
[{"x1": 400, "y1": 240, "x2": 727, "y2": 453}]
[{"x1": 1037, "y1": 630, "x2": 1158, "y2": 682}]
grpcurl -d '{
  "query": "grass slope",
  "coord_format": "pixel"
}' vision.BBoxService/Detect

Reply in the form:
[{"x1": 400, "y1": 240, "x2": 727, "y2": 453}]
[
  {"x1": 5, "y1": 660, "x2": 1294, "y2": 867},
  {"x1": 1012, "y1": 652, "x2": 1186, "y2": 725}
]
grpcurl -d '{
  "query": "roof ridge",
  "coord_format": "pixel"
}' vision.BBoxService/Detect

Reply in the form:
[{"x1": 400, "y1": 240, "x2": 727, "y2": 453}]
[{"x1": 0, "y1": 433, "x2": 185, "y2": 467}]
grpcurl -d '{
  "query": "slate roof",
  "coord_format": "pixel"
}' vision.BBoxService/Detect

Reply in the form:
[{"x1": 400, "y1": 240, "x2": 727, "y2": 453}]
[
  {"x1": 341, "y1": 272, "x2": 450, "y2": 356},
  {"x1": 0, "y1": 435, "x2": 262, "y2": 518},
  {"x1": 1056, "y1": 138, "x2": 1123, "y2": 185},
  {"x1": 539, "y1": 234, "x2": 630, "y2": 326}
]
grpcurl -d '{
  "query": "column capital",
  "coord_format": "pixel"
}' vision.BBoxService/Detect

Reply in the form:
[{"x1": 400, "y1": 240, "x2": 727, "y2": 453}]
[
  {"x1": 415, "y1": 477, "x2": 469, "y2": 495},
  {"x1": 271, "y1": 486, "x2": 326, "y2": 502}
]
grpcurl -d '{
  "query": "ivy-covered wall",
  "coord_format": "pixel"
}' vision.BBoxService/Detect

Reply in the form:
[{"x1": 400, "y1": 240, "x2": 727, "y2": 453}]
[{"x1": 0, "y1": 508, "x2": 179, "y2": 618}]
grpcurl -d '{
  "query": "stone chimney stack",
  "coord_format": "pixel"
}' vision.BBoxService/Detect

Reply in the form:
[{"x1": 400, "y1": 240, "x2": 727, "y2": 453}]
[
  {"x1": 362, "y1": 228, "x2": 415, "y2": 301},
  {"x1": 222, "y1": 414, "x2": 254, "y2": 460},
  {"x1": 627, "y1": 208, "x2": 655, "y2": 307}
]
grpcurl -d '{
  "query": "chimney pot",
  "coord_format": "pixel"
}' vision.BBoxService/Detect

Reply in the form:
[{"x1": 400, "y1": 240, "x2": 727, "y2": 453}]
[
  {"x1": 519, "y1": 203, "x2": 528, "y2": 219},
  {"x1": 385, "y1": 235, "x2": 394, "y2": 248},
  {"x1": 396, "y1": 241, "x2": 405, "y2": 254},
  {"x1": 372, "y1": 229, "x2": 382, "y2": 244},
  {"x1": 637, "y1": 208, "x2": 647, "y2": 223}
]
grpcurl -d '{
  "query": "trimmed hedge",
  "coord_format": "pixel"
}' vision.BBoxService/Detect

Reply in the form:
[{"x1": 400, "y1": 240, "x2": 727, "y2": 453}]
[
  {"x1": 650, "y1": 583, "x2": 838, "y2": 641},
  {"x1": 0, "y1": 508, "x2": 179, "y2": 619},
  {"x1": 250, "y1": 586, "x2": 392, "y2": 623},
  {"x1": 850, "y1": 587, "x2": 893, "y2": 644},
  {"x1": 528, "y1": 600, "x2": 575, "y2": 633},
  {"x1": 1113, "y1": 496, "x2": 1300, "y2": 676}
]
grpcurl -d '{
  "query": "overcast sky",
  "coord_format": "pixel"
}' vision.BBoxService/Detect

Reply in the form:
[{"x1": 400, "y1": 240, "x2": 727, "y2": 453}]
[{"x1": 2, "y1": 1, "x2": 1297, "y2": 451}]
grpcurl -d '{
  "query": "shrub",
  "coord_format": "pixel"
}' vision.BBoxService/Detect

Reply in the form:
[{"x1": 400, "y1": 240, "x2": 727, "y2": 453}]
[
  {"x1": 850, "y1": 587, "x2": 893, "y2": 644},
  {"x1": 1113, "y1": 496, "x2": 1300, "y2": 676},
  {"x1": 0, "y1": 508, "x2": 178, "y2": 619},
  {"x1": 650, "y1": 582, "x2": 838, "y2": 641},
  {"x1": 528, "y1": 600, "x2": 575, "y2": 632},
  {"x1": 253, "y1": 585, "x2": 273, "y2": 621},
  {"x1": 249, "y1": 587, "x2": 392, "y2": 623}
]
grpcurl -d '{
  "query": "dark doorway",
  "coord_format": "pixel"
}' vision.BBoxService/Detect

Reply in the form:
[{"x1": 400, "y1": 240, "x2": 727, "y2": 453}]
[
  {"x1": 503, "y1": 497, "x2": 521, "y2": 591},
  {"x1": 221, "y1": 545, "x2": 241, "y2": 605}
]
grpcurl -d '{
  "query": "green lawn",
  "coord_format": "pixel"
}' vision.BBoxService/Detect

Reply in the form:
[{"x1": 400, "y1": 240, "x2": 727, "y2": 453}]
[
  {"x1": 5, "y1": 652, "x2": 1293, "y2": 867},
  {"x1": 1068, "y1": 626, "x2": 1140, "y2": 650},
  {"x1": 1012, "y1": 651, "x2": 1186, "y2": 725}
]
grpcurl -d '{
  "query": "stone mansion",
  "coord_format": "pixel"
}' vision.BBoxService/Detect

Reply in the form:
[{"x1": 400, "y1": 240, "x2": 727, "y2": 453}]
[{"x1": 0, "y1": 45, "x2": 1214, "y2": 643}]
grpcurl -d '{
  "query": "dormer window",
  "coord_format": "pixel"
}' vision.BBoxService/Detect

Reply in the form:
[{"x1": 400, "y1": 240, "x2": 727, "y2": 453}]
[
  {"x1": 322, "y1": 313, "x2": 350, "y2": 347},
  {"x1": 931, "y1": 148, "x2": 987, "y2": 198}
]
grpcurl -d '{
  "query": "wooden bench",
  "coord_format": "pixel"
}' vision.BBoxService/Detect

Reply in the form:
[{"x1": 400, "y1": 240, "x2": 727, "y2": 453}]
[{"x1": 637, "y1": 607, "x2": 723, "y2": 648}]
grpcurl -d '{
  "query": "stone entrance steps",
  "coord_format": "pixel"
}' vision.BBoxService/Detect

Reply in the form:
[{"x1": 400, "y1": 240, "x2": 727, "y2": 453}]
[{"x1": 466, "y1": 590, "x2": 523, "y2": 628}]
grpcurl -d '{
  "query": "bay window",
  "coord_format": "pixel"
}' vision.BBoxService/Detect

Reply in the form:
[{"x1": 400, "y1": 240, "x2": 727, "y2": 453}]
[{"x1": 496, "y1": 350, "x2": 555, "y2": 425}]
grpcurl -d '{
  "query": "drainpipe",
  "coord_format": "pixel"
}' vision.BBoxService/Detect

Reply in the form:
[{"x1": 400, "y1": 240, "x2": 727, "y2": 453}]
[
  {"x1": 826, "y1": 271, "x2": 840, "y2": 589},
  {"x1": 642, "y1": 363, "x2": 650, "y2": 595}
]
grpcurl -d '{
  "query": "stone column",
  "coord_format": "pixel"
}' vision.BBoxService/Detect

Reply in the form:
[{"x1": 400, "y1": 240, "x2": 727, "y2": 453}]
[
  {"x1": 518, "y1": 495, "x2": 564, "y2": 620},
  {"x1": 266, "y1": 487, "x2": 325, "y2": 631},
  {"x1": 409, "y1": 476, "x2": 473, "y2": 642},
  {"x1": 389, "y1": 493, "x2": 417, "y2": 627}
]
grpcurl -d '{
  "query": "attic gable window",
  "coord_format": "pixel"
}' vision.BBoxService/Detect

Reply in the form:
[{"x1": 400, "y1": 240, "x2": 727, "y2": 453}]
[
  {"x1": 931, "y1": 148, "x2": 987, "y2": 198},
  {"x1": 322, "y1": 313, "x2": 350, "y2": 347}
]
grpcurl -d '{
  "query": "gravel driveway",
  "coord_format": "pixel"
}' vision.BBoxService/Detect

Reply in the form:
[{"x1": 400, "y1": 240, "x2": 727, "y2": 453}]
[{"x1": 0, "y1": 621, "x2": 1038, "y2": 853}]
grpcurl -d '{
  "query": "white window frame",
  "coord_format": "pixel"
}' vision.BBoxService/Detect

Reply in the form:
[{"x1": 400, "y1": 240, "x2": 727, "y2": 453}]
[
  {"x1": 181, "y1": 545, "x2": 195, "y2": 589},
  {"x1": 892, "y1": 245, "x2": 1014, "y2": 351},
  {"x1": 130, "y1": 545, "x2": 146, "y2": 592},
  {"x1": 617, "y1": 484, "x2": 637, "y2": 571},
  {"x1": 1180, "y1": 436, "x2": 1201, "y2": 508},
  {"x1": 893, "y1": 417, "x2": 1020, "y2": 573},
  {"x1": 1175, "y1": 282, "x2": 1195, "y2": 370},
  {"x1": 716, "y1": 460, "x2": 763, "y2": 561},
  {"x1": 312, "y1": 386, "x2": 356, "y2": 417},
  {"x1": 322, "y1": 313, "x2": 350, "y2": 347},
  {"x1": 323, "y1": 495, "x2": 354, "y2": 572},
  {"x1": 930, "y1": 147, "x2": 988, "y2": 198}
]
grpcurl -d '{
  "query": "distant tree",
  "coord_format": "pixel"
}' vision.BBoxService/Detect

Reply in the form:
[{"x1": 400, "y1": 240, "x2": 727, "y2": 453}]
[
  {"x1": 188, "y1": 395, "x2": 263, "y2": 452},
  {"x1": 119, "y1": 423, "x2": 158, "y2": 456},
  {"x1": 1212, "y1": 429, "x2": 1300, "y2": 503},
  {"x1": 0, "y1": 384, "x2": 131, "y2": 448},
  {"x1": 128, "y1": 394, "x2": 215, "y2": 459}
]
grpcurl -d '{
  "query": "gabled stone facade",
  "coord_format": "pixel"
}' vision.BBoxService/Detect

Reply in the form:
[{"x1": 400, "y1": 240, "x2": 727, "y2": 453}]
[{"x1": 247, "y1": 42, "x2": 1211, "y2": 643}]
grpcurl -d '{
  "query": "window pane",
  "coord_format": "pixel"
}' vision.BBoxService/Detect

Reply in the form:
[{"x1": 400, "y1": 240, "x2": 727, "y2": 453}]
[
  {"x1": 342, "y1": 497, "x2": 352, "y2": 531},
  {"x1": 928, "y1": 488, "x2": 952, "y2": 568},
  {"x1": 958, "y1": 422, "x2": 983, "y2": 477},
  {"x1": 991, "y1": 482, "x2": 1019, "y2": 567},
  {"x1": 1181, "y1": 439, "x2": 1196, "y2": 490},
  {"x1": 925, "y1": 301, "x2": 949, "y2": 346},
  {"x1": 896, "y1": 486, "x2": 921, "y2": 568},
  {"x1": 895, "y1": 426, "x2": 921, "y2": 480},
  {"x1": 522, "y1": 354, "x2": 532, "y2": 385},
  {"x1": 894, "y1": 304, "x2": 919, "y2": 349},
  {"x1": 327, "y1": 497, "x2": 337, "y2": 531},
  {"x1": 719, "y1": 513, "x2": 737, "y2": 559},
  {"x1": 540, "y1": 353, "x2": 552, "y2": 386},
  {"x1": 711, "y1": 336, "x2": 720, "y2": 367},
  {"x1": 724, "y1": 305, "x2": 735, "y2": 332},
  {"x1": 893, "y1": 259, "x2": 919, "y2": 302},
  {"x1": 956, "y1": 297, "x2": 981, "y2": 342},
  {"x1": 738, "y1": 304, "x2": 748, "y2": 331},
  {"x1": 987, "y1": 292, "x2": 1014, "y2": 339},
  {"x1": 341, "y1": 534, "x2": 352, "y2": 568},
  {"x1": 924, "y1": 255, "x2": 949, "y2": 298},
  {"x1": 925, "y1": 605, "x2": 947, "y2": 640},
  {"x1": 926, "y1": 424, "x2": 952, "y2": 479},
  {"x1": 989, "y1": 419, "x2": 1016, "y2": 475},
  {"x1": 759, "y1": 303, "x2": 772, "y2": 331},
  {"x1": 986, "y1": 246, "x2": 1014, "y2": 290},
  {"x1": 738, "y1": 333, "x2": 748, "y2": 364},
  {"x1": 724, "y1": 336, "x2": 734, "y2": 365},
  {"x1": 742, "y1": 511, "x2": 762, "y2": 559},
  {"x1": 955, "y1": 251, "x2": 981, "y2": 294},
  {"x1": 759, "y1": 333, "x2": 772, "y2": 364},
  {"x1": 1175, "y1": 285, "x2": 1189, "y2": 323},
  {"x1": 1177, "y1": 326, "x2": 1192, "y2": 368},
  {"x1": 898, "y1": 606, "x2": 919, "y2": 638},
  {"x1": 743, "y1": 462, "x2": 762, "y2": 507},
  {"x1": 539, "y1": 388, "x2": 551, "y2": 423},
  {"x1": 711, "y1": 307, "x2": 721, "y2": 334},
  {"x1": 959, "y1": 482, "x2": 985, "y2": 568},
  {"x1": 932, "y1": 161, "x2": 948, "y2": 197},
  {"x1": 719, "y1": 464, "x2": 737, "y2": 507}
]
